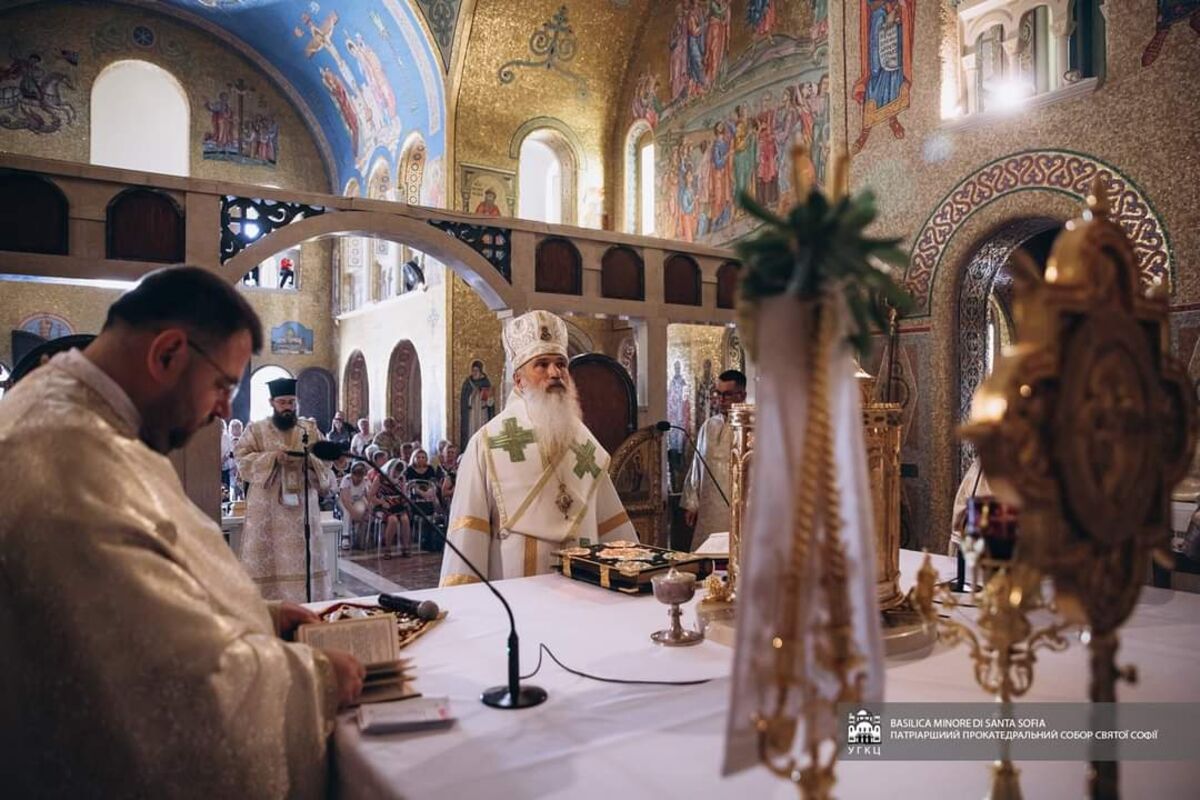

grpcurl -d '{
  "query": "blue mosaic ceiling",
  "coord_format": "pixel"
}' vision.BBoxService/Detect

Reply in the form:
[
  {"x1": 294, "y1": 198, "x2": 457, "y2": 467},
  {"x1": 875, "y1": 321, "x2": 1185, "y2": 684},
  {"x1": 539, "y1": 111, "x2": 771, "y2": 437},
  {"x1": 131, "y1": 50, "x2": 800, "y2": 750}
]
[{"x1": 165, "y1": 0, "x2": 446, "y2": 190}]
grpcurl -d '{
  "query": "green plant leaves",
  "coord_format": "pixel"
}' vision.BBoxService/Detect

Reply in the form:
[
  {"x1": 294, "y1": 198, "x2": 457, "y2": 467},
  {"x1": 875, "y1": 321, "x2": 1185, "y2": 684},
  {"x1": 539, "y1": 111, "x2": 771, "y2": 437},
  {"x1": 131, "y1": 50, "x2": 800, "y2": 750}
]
[{"x1": 734, "y1": 187, "x2": 913, "y2": 360}]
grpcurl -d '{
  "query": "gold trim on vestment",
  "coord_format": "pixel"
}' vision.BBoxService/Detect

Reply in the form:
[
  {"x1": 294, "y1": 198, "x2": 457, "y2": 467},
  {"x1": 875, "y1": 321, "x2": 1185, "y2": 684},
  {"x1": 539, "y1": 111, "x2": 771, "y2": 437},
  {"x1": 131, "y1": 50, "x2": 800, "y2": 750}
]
[
  {"x1": 597, "y1": 510, "x2": 631, "y2": 537},
  {"x1": 524, "y1": 534, "x2": 538, "y2": 577},
  {"x1": 481, "y1": 427, "x2": 511, "y2": 525},
  {"x1": 564, "y1": 463, "x2": 607, "y2": 541},
  {"x1": 440, "y1": 573, "x2": 481, "y2": 588},
  {"x1": 450, "y1": 515, "x2": 491, "y2": 534},
  {"x1": 505, "y1": 448, "x2": 569, "y2": 531}
]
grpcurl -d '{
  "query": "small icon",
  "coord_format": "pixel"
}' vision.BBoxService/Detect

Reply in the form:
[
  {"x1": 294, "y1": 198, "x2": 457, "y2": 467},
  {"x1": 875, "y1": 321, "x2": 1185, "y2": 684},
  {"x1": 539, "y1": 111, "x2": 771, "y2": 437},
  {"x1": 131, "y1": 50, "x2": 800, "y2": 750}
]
[{"x1": 847, "y1": 708, "x2": 882, "y2": 745}]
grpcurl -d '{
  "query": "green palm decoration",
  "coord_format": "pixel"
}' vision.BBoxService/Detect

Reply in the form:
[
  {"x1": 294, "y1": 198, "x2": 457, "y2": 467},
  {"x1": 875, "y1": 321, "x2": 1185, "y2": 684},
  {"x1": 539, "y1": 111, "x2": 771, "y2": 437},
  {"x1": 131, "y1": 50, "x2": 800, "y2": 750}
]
[{"x1": 733, "y1": 166, "x2": 913, "y2": 361}]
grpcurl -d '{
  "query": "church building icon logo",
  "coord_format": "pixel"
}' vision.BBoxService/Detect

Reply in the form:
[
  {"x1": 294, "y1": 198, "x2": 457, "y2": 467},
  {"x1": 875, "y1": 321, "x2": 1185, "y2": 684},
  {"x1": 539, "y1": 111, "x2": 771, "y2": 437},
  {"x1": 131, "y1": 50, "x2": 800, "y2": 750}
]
[{"x1": 847, "y1": 708, "x2": 882, "y2": 745}]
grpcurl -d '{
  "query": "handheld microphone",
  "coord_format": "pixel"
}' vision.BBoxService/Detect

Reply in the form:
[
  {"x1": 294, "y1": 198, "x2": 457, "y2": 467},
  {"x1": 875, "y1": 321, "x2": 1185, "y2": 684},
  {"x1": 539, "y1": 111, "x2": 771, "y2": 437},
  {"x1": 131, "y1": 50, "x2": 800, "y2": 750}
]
[
  {"x1": 378, "y1": 593, "x2": 440, "y2": 621},
  {"x1": 310, "y1": 439, "x2": 548, "y2": 710},
  {"x1": 655, "y1": 420, "x2": 731, "y2": 507}
]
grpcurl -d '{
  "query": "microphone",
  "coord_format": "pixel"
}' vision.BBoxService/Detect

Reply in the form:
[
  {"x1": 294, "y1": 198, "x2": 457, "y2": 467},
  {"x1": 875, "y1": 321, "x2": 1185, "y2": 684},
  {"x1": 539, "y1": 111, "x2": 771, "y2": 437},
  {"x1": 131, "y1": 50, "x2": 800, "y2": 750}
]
[
  {"x1": 656, "y1": 421, "x2": 731, "y2": 507},
  {"x1": 378, "y1": 593, "x2": 440, "y2": 621},
  {"x1": 310, "y1": 440, "x2": 548, "y2": 710}
]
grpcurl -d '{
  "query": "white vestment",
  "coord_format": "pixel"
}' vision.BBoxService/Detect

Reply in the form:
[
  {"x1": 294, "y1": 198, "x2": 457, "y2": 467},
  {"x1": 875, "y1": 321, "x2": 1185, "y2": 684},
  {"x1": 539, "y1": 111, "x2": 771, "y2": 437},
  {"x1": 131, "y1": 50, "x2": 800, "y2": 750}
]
[
  {"x1": 681, "y1": 413, "x2": 733, "y2": 550},
  {"x1": 439, "y1": 390, "x2": 638, "y2": 586},
  {"x1": 236, "y1": 418, "x2": 334, "y2": 601},
  {"x1": 0, "y1": 351, "x2": 336, "y2": 798}
]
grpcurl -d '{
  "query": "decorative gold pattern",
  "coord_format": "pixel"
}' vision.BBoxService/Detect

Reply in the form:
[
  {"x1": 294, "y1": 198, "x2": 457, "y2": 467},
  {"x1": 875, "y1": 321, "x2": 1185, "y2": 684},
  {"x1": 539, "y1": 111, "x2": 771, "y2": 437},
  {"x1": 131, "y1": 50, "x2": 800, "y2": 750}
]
[
  {"x1": 727, "y1": 402, "x2": 755, "y2": 600},
  {"x1": 959, "y1": 179, "x2": 1197, "y2": 800},
  {"x1": 440, "y1": 573, "x2": 482, "y2": 587}
]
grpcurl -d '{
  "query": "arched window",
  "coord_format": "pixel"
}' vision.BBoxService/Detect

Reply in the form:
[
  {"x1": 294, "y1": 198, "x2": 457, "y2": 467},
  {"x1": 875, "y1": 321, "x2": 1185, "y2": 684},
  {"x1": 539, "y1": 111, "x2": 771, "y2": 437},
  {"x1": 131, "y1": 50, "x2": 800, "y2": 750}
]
[
  {"x1": 249, "y1": 365, "x2": 292, "y2": 424},
  {"x1": 623, "y1": 121, "x2": 654, "y2": 235},
  {"x1": 517, "y1": 128, "x2": 579, "y2": 225},
  {"x1": 519, "y1": 138, "x2": 562, "y2": 224},
  {"x1": 338, "y1": 178, "x2": 366, "y2": 313},
  {"x1": 91, "y1": 60, "x2": 189, "y2": 176},
  {"x1": 638, "y1": 132, "x2": 655, "y2": 236},
  {"x1": 398, "y1": 133, "x2": 427, "y2": 205},
  {"x1": 0, "y1": 171, "x2": 68, "y2": 255},
  {"x1": 366, "y1": 158, "x2": 396, "y2": 302}
]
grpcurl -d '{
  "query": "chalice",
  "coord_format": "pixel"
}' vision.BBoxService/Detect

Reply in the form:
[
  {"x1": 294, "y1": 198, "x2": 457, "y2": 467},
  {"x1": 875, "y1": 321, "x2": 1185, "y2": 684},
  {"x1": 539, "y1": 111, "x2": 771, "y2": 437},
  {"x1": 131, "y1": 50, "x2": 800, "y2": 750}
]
[{"x1": 650, "y1": 567, "x2": 704, "y2": 646}]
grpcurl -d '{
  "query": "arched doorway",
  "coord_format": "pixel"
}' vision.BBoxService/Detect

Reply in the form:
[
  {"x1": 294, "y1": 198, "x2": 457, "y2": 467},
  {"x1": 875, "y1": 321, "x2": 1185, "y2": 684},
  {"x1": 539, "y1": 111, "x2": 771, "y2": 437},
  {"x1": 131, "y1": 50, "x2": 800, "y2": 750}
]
[
  {"x1": 344, "y1": 351, "x2": 369, "y2": 424},
  {"x1": 570, "y1": 353, "x2": 637, "y2": 455},
  {"x1": 387, "y1": 341, "x2": 422, "y2": 442},
  {"x1": 297, "y1": 367, "x2": 337, "y2": 433},
  {"x1": 956, "y1": 218, "x2": 1061, "y2": 476},
  {"x1": 249, "y1": 365, "x2": 292, "y2": 423}
]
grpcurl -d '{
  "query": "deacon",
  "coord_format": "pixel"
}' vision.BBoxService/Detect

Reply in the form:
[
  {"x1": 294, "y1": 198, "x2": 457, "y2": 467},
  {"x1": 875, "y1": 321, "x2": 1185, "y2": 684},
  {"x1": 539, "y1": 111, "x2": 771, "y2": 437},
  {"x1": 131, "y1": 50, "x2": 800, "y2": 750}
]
[
  {"x1": 682, "y1": 369, "x2": 746, "y2": 550},
  {"x1": 235, "y1": 377, "x2": 335, "y2": 600},
  {"x1": 0, "y1": 266, "x2": 363, "y2": 798},
  {"x1": 439, "y1": 310, "x2": 638, "y2": 586}
]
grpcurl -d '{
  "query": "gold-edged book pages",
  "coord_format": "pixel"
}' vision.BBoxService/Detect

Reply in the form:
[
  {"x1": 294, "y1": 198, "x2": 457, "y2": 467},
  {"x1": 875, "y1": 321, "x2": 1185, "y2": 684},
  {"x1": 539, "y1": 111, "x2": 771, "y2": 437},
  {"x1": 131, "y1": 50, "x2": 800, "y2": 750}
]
[{"x1": 297, "y1": 615, "x2": 419, "y2": 705}]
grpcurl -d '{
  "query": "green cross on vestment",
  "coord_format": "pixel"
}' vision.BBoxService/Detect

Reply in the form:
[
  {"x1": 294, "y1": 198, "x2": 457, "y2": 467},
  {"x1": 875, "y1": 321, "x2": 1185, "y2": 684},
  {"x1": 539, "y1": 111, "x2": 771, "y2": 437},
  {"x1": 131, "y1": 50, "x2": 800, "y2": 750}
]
[
  {"x1": 489, "y1": 417, "x2": 536, "y2": 463},
  {"x1": 570, "y1": 440, "x2": 601, "y2": 479}
]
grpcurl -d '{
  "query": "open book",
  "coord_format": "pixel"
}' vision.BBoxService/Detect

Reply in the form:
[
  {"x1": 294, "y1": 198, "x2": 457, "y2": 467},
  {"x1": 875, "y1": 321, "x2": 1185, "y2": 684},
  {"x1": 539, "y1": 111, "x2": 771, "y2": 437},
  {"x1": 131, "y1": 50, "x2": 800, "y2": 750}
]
[{"x1": 297, "y1": 615, "x2": 418, "y2": 705}]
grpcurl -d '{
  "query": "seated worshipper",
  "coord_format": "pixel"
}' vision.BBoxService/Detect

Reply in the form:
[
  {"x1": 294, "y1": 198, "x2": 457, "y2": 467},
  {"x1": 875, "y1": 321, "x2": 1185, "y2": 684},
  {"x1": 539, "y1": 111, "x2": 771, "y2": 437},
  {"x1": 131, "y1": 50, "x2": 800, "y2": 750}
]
[
  {"x1": 235, "y1": 378, "x2": 335, "y2": 601},
  {"x1": 350, "y1": 417, "x2": 372, "y2": 456},
  {"x1": 399, "y1": 440, "x2": 415, "y2": 466},
  {"x1": 375, "y1": 459, "x2": 412, "y2": 558},
  {"x1": 340, "y1": 461, "x2": 373, "y2": 550},
  {"x1": 406, "y1": 448, "x2": 445, "y2": 550},
  {"x1": 682, "y1": 369, "x2": 746, "y2": 551},
  {"x1": 326, "y1": 411, "x2": 353, "y2": 447},
  {"x1": 0, "y1": 266, "x2": 364, "y2": 798},
  {"x1": 440, "y1": 443, "x2": 460, "y2": 507},
  {"x1": 439, "y1": 310, "x2": 638, "y2": 586},
  {"x1": 372, "y1": 416, "x2": 403, "y2": 459}
]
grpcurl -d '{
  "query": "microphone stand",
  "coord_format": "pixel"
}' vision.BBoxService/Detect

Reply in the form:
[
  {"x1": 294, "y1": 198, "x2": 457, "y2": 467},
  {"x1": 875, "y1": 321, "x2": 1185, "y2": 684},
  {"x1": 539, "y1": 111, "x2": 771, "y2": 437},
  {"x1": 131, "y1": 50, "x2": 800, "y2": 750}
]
[
  {"x1": 301, "y1": 428, "x2": 313, "y2": 603},
  {"x1": 662, "y1": 422, "x2": 731, "y2": 506},
  {"x1": 338, "y1": 450, "x2": 548, "y2": 710}
]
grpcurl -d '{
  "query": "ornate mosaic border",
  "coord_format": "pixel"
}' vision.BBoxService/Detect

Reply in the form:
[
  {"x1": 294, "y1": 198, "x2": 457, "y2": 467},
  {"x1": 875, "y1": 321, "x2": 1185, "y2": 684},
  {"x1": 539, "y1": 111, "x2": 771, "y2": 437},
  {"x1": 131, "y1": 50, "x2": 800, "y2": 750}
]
[{"x1": 906, "y1": 149, "x2": 1172, "y2": 317}]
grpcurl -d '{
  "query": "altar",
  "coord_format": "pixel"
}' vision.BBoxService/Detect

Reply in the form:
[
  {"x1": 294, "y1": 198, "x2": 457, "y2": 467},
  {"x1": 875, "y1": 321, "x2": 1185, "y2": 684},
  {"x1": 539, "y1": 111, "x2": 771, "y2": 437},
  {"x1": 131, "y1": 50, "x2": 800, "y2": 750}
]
[{"x1": 320, "y1": 551, "x2": 1200, "y2": 799}]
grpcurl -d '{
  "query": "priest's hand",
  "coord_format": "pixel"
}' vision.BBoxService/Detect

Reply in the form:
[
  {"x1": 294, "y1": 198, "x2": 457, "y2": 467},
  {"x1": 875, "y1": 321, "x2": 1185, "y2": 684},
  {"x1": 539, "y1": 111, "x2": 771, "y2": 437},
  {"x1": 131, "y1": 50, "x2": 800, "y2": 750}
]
[
  {"x1": 322, "y1": 649, "x2": 366, "y2": 708},
  {"x1": 684, "y1": 509, "x2": 698, "y2": 527},
  {"x1": 277, "y1": 603, "x2": 320, "y2": 640}
]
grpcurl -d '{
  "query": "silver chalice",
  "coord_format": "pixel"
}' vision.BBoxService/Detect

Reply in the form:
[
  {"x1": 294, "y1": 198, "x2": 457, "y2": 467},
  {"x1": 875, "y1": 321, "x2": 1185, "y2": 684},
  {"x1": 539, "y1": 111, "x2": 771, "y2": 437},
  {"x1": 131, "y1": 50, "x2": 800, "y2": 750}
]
[{"x1": 650, "y1": 567, "x2": 704, "y2": 646}]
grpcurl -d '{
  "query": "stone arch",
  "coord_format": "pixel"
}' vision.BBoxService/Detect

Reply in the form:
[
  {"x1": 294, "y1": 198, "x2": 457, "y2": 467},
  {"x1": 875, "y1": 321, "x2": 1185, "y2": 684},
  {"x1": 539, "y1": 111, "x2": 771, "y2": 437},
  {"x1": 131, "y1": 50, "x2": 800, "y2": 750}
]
[
  {"x1": 907, "y1": 149, "x2": 1172, "y2": 316},
  {"x1": 387, "y1": 340, "x2": 422, "y2": 441},
  {"x1": 220, "y1": 210, "x2": 516, "y2": 311},
  {"x1": 343, "y1": 350, "x2": 369, "y2": 424},
  {"x1": 398, "y1": 132, "x2": 427, "y2": 205},
  {"x1": 955, "y1": 217, "x2": 1060, "y2": 476}
]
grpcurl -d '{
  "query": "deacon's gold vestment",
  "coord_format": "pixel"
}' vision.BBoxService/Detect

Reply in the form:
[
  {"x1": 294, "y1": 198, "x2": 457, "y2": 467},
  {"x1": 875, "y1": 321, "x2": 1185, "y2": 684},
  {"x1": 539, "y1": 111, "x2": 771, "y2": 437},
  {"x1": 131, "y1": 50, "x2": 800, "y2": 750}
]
[{"x1": 0, "y1": 353, "x2": 337, "y2": 798}]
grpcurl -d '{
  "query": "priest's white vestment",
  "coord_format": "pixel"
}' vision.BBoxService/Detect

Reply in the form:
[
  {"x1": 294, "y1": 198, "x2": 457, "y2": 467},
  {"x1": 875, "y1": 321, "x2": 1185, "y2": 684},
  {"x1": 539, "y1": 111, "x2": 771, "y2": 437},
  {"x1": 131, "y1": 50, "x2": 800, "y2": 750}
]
[
  {"x1": 439, "y1": 390, "x2": 638, "y2": 586},
  {"x1": 236, "y1": 417, "x2": 334, "y2": 601},
  {"x1": 681, "y1": 412, "x2": 733, "y2": 551},
  {"x1": 0, "y1": 351, "x2": 337, "y2": 798}
]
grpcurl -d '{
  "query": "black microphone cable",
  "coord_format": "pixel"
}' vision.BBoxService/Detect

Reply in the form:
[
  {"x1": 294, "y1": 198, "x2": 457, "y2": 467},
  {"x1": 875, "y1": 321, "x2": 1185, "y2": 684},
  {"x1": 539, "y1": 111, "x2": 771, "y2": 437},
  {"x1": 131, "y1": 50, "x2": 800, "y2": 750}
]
[{"x1": 520, "y1": 642, "x2": 714, "y2": 687}]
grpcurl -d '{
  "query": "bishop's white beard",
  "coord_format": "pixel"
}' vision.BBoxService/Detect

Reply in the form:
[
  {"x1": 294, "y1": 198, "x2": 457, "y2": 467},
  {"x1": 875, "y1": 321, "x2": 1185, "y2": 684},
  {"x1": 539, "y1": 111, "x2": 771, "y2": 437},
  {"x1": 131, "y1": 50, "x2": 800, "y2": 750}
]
[{"x1": 521, "y1": 382, "x2": 582, "y2": 464}]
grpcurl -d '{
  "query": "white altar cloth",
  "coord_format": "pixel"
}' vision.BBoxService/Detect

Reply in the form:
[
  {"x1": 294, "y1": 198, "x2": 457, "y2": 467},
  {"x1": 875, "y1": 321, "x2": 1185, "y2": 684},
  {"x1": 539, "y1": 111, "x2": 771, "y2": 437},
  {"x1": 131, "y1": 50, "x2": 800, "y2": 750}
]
[{"x1": 322, "y1": 551, "x2": 1200, "y2": 799}]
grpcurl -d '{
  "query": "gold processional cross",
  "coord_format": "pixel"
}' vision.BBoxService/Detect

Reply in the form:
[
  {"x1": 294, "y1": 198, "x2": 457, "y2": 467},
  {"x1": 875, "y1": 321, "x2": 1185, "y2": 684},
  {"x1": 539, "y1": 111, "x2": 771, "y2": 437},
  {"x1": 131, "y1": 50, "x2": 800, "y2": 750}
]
[{"x1": 961, "y1": 178, "x2": 1195, "y2": 800}]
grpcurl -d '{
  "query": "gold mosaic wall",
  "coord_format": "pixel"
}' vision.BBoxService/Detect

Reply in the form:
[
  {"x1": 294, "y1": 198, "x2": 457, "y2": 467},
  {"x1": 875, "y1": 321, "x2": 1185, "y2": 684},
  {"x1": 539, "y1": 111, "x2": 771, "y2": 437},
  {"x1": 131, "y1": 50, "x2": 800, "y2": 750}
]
[
  {"x1": 0, "y1": 1, "x2": 330, "y2": 193},
  {"x1": 830, "y1": 1, "x2": 1200, "y2": 551},
  {"x1": 453, "y1": 0, "x2": 651, "y2": 226},
  {"x1": 242, "y1": 240, "x2": 335, "y2": 377},
  {"x1": 0, "y1": 280, "x2": 121, "y2": 368}
]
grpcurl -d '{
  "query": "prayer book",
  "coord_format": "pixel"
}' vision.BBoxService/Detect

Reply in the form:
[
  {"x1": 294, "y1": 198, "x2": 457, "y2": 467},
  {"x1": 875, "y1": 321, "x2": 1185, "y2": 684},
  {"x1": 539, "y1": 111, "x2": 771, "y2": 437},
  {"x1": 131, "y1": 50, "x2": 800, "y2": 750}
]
[
  {"x1": 297, "y1": 615, "x2": 419, "y2": 705},
  {"x1": 357, "y1": 697, "x2": 454, "y2": 735}
]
